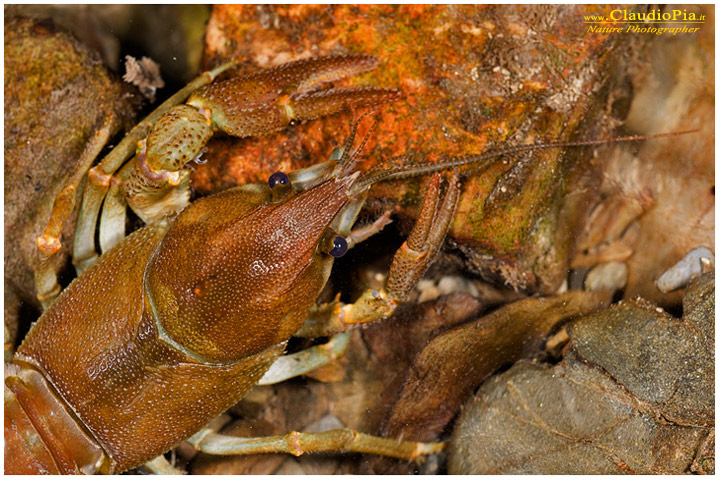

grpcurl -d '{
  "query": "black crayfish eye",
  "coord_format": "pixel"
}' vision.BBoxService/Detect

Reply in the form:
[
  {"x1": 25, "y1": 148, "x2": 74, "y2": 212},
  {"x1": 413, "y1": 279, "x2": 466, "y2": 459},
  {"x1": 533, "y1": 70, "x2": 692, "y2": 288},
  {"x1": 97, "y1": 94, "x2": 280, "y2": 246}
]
[
  {"x1": 268, "y1": 171, "x2": 290, "y2": 189},
  {"x1": 328, "y1": 236, "x2": 348, "y2": 258}
]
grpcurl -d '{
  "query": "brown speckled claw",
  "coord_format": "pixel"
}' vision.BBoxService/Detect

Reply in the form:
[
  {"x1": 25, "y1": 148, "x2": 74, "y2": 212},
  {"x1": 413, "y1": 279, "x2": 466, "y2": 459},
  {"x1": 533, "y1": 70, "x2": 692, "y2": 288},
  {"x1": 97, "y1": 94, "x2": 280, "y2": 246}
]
[
  {"x1": 121, "y1": 54, "x2": 399, "y2": 231},
  {"x1": 385, "y1": 172, "x2": 461, "y2": 301},
  {"x1": 126, "y1": 54, "x2": 399, "y2": 232},
  {"x1": 187, "y1": 54, "x2": 400, "y2": 137}
]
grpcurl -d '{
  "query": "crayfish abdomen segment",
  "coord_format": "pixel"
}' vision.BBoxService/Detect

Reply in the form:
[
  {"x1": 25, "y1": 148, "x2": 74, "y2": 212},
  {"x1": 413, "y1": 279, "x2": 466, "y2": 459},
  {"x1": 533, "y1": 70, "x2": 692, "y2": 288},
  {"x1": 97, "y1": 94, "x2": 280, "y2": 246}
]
[{"x1": 5, "y1": 364, "x2": 110, "y2": 474}]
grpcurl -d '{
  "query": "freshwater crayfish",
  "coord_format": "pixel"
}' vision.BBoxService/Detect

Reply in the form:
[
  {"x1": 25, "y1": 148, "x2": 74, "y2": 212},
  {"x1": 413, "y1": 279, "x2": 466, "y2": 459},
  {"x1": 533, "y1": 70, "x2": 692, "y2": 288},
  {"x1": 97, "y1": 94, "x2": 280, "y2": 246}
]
[
  {"x1": 5, "y1": 53, "x2": 450, "y2": 475},
  {"x1": 5, "y1": 50, "x2": 696, "y2": 474}
]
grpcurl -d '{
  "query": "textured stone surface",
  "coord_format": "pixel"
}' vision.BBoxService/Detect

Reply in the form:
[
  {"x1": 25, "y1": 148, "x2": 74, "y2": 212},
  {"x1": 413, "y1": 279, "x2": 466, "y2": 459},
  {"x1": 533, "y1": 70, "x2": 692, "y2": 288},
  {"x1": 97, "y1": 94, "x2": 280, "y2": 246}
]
[
  {"x1": 4, "y1": 15, "x2": 137, "y2": 347},
  {"x1": 449, "y1": 273, "x2": 714, "y2": 474}
]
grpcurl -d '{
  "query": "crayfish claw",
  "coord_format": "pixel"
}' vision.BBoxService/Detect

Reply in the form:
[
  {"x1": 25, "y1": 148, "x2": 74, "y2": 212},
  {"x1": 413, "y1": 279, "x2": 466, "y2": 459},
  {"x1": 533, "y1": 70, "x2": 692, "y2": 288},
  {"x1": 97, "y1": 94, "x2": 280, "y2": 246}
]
[
  {"x1": 187, "y1": 54, "x2": 399, "y2": 138},
  {"x1": 292, "y1": 86, "x2": 400, "y2": 129}
]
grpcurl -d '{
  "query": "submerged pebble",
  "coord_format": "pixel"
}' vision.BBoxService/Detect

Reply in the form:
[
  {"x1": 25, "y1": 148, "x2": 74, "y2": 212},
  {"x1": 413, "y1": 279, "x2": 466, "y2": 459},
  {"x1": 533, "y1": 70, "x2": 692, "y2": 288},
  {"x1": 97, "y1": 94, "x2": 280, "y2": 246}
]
[{"x1": 656, "y1": 247, "x2": 714, "y2": 293}]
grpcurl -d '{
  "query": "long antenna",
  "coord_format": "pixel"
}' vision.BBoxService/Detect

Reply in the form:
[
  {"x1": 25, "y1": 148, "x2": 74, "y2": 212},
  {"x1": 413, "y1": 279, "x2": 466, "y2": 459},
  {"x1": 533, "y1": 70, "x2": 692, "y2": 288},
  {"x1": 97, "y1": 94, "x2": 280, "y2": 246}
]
[{"x1": 357, "y1": 129, "x2": 699, "y2": 188}]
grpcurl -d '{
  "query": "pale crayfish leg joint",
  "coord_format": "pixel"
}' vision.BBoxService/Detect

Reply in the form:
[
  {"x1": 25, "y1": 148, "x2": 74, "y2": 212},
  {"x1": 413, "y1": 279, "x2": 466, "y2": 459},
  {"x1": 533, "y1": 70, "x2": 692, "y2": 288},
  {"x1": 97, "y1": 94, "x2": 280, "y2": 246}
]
[
  {"x1": 88, "y1": 165, "x2": 112, "y2": 187},
  {"x1": 340, "y1": 288, "x2": 398, "y2": 325},
  {"x1": 36, "y1": 233, "x2": 62, "y2": 255}
]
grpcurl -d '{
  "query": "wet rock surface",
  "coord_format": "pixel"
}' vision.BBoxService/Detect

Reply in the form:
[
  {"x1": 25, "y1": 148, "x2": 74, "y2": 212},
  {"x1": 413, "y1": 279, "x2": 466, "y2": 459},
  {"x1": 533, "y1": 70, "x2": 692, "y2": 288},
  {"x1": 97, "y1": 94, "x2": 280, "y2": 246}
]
[
  {"x1": 4, "y1": 15, "x2": 138, "y2": 348},
  {"x1": 449, "y1": 273, "x2": 714, "y2": 474}
]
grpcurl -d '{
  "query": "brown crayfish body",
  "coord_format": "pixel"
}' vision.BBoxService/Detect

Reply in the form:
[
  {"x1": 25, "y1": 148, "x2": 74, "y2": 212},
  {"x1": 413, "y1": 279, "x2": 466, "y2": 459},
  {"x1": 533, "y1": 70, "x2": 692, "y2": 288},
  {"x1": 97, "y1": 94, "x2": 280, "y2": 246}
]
[
  {"x1": 8, "y1": 170, "x2": 360, "y2": 473},
  {"x1": 6, "y1": 54, "x2": 424, "y2": 474},
  {"x1": 5, "y1": 51, "x2": 691, "y2": 474}
]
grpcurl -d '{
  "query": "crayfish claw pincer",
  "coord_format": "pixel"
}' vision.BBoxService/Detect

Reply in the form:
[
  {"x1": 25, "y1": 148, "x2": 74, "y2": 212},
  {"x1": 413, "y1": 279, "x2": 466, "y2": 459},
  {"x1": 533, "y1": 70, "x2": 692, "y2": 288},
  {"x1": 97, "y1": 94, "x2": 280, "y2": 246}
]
[
  {"x1": 186, "y1": 54, "x2": 401, "y2": 138},
  {"x1": 385, "y1": 173, "x2": 461, "y2": 301}
]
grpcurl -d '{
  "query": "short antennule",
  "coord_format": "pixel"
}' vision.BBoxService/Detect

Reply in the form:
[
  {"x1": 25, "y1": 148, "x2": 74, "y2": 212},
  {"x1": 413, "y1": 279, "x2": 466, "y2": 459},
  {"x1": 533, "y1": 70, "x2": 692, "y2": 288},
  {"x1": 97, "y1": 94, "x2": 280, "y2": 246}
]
[{"x1": 337, "y1": 110, "x2": 379, "y2": 177}]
